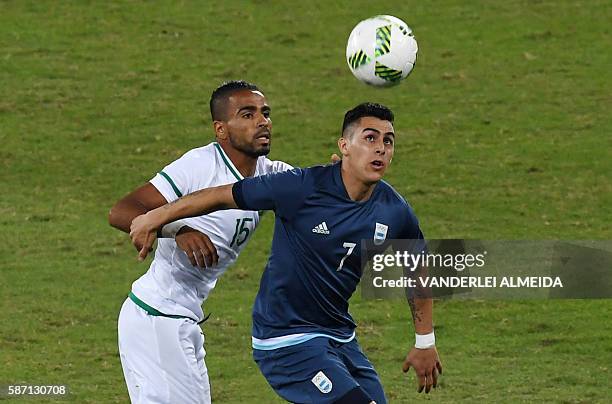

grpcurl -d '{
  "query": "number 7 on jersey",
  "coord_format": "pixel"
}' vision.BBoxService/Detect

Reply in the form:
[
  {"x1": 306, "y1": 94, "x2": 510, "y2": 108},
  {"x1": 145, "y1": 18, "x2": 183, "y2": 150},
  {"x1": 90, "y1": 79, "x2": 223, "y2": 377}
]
[{"x1": 337, "y1": 242, "x2": 357, "y2": 271}]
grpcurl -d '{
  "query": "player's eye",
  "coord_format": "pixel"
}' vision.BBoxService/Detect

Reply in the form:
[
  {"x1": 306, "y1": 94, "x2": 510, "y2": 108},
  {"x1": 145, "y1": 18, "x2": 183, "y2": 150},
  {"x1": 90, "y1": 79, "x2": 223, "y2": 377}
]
[
  {"x1": 384, "y1": 137, "x2": 394, "y2": 145},
  {"x1": 242, "y1": 112, "x2": 253, "y2": 119},
  {"x1": 365, "y1": 134, "x2": 375, "y2": 142},
  {"x1": 263, "y1": 111, "x2": 271, "y2": 118}
]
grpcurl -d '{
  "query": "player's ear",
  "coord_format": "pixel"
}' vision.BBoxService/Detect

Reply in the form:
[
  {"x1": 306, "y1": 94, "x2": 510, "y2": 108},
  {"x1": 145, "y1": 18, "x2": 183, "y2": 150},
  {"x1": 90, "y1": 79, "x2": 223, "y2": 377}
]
[
  {"x1": 214, "y1": 121, "x2": 228, "y2": 140},
  {"x1": 338, "y1": 137, "x2": 349, "y2": 157}
]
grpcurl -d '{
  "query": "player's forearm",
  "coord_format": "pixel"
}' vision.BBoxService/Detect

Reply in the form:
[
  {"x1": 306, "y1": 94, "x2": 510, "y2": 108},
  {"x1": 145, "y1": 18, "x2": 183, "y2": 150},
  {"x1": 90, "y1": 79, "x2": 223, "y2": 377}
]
[
  {"x1": 408, "y1": 297, "x2": 433, "y2": 335},
  {"x1": 147, "y1": 184, "x2": 237, "y2": 229}
]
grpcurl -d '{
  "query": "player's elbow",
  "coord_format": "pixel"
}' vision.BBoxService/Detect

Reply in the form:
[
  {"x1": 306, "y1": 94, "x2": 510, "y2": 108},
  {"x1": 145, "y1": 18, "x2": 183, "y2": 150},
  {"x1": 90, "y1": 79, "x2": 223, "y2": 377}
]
[
  {"x1": 108, "y1": 205, "x2": 119, "y2": 228},
  {"x1": 108, "y1": 202, "x2": 124, "y2": 230}
]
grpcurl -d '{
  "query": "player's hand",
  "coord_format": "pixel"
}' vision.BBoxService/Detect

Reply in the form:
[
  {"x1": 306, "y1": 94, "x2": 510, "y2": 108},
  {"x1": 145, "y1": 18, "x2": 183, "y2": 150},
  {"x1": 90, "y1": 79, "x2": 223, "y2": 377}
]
[
  {"x1": 130, "y1": 212, "x2": 159, "y2": 261},
  {"x1": 402, "y1": 346, "x2": 442, "y2": 393},
  {"x1": 330, "y1": 153, "x2": 341, "y2": 163},
  {"x1": 175, "y1": 226, "x2": 219, "y2": 268}
]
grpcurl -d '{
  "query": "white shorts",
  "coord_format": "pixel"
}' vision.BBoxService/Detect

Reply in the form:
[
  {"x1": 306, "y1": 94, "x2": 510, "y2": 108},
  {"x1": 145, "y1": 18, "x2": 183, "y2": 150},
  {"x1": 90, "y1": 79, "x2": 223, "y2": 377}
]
[{"x1": 118, "y1": 298, "x2": 211, "y2": 404}]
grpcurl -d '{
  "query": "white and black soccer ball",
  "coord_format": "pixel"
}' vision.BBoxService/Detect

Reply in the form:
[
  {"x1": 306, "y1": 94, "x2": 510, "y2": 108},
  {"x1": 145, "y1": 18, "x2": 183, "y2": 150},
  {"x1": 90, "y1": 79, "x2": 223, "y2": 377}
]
[{"x1": 346, "y1": 15, "x2": 418, "y2": 87}]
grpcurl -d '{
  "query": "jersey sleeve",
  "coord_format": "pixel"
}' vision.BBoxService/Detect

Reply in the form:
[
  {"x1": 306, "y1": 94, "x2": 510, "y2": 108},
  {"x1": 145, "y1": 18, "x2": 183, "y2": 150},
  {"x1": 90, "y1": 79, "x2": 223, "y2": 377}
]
[
  {"x1": 401, "y1": 208, "x2": 427, "y2": 254},
  {"x1": 403, "y1": 212, "x2": 425, "y2": 240},
  {"x1": 149, "y1": 150, "x2": 200, "y2": 203},
  {"x1": 232, "y1": 167, "x2": 307, "y2": 219},
  {"x1": 385, "y1": 205, "x2": 426, "y2": 260}
]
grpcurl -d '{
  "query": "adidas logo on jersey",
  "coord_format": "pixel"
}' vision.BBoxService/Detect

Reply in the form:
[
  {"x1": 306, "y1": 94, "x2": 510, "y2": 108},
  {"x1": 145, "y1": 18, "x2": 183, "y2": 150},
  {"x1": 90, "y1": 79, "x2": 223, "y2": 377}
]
[{"x1": 312, "y1": 221, "x2": 330, "y2": 235}]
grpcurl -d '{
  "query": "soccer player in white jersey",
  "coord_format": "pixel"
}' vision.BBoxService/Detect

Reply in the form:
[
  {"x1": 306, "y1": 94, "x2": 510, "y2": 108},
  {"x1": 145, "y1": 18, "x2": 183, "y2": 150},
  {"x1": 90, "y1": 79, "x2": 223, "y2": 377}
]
[{"x1": 108, "y1": 81, "x2": 292, "y2": 404}]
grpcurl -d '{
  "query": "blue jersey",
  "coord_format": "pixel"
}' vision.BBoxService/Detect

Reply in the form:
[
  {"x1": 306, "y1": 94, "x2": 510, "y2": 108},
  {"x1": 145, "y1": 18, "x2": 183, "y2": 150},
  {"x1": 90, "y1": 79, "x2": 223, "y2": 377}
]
[{"x1": 232, "y1": 162, "x2": 424, "y2": 349}]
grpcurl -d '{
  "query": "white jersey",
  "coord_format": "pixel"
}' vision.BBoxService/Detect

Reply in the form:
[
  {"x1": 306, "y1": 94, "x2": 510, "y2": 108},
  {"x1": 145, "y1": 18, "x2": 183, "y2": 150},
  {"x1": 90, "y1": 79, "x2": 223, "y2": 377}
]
[{"x1": 131, "y1": 142, "x2": 292, "y2": 322}]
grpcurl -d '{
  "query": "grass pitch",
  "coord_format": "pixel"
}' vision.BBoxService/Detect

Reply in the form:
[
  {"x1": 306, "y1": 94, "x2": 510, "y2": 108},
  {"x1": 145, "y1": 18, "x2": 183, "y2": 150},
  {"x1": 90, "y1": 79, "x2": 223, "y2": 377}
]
[{"x1": 1, "y1": 1, "x2": 611, "y2": 402}]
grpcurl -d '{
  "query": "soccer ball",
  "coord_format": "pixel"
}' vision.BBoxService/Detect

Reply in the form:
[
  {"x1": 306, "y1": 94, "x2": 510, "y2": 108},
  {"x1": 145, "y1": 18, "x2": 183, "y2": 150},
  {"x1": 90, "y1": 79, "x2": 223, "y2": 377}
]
[{"x1": 346, "y1": 15, "x2": 418, "y2": 87}]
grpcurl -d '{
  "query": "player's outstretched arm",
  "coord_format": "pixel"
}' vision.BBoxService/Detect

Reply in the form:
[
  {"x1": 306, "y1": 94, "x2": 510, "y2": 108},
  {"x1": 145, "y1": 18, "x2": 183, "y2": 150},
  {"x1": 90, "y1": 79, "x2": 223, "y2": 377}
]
[
  {"x1": 130, "y1": 184, "x2": 237, "y2": 260},
  {"x1": 402, "y1": 296, "x2": 443, "y2": 394}
]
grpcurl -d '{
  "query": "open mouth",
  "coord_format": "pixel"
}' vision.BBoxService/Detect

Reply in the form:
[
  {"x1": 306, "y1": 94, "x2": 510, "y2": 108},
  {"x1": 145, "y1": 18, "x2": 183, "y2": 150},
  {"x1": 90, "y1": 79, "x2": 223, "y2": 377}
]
[
  {"x1": 256, "y1": 131, "x2": 270, "y2": 140},
  {"x1": 371, "y1": 160, "x2": 385, "y2": 169},
  {"x1": 255, "y1": 132, "x2": 271, "y2": 146}
]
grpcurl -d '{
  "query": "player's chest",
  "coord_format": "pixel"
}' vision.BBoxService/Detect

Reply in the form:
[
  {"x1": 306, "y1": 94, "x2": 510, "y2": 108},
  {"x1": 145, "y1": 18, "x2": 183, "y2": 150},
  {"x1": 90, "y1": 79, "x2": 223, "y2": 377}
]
[{"x1": 292, "y1": 200, "x2": 400, "y2": 265}]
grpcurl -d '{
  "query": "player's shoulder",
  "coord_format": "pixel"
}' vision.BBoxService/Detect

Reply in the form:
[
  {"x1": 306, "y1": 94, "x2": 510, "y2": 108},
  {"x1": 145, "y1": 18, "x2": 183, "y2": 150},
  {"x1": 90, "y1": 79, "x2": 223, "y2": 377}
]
[
  {"x1": 305, "y1": 163, "x2": 334, "y2": 174},
  {"x1": 257, "y1": 156, "x2": 294, "y2": 174},
  {"x1": 302, "y1": 163, "x2": 338, "y2": 185},
  {"x1": 377, "y1": 181, "x2": 422, "y2": 235},
  {"x1": 377, "y1": 180, "x2": 415, "y2": 212},
  {"x1": 263, "y1": 164, "x2": 321, "y2": 191},
  {"x1": 302, "y1": 163, "x2": 339, "y2": 178},
  {"x1": 180, "y1": 142, "x2": 217, "y2": 160},
  {"x1": 171, "y1": 142, "x2": 219, "y2": 170},
  {"x1": 266, "y1": 162, "x2": 331, "y2": 178},
  {"x1": 159, "y1": 142, "x2": 221, "y2": 185}
]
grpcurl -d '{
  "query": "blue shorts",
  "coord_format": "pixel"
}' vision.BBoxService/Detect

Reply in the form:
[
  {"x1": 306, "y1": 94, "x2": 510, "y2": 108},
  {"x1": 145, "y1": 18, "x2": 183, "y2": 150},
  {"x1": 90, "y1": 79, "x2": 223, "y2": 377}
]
[{"x1": 253, "y1": 337, "x2": 386, "y2": 404}]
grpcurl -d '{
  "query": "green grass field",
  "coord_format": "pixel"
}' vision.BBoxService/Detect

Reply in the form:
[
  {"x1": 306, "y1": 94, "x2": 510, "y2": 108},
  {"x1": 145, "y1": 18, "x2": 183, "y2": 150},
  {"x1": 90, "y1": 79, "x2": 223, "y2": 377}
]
[{"x1": 1, "y1": 1, "x2": 611, "y2": 402}]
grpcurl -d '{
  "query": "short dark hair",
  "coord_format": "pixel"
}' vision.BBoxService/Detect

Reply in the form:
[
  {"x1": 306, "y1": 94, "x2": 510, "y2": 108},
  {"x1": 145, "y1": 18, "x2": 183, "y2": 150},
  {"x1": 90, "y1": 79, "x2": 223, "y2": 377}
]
[
  {"x1": 210, "y1": 80, "x2": 262, "y2": 121},
  {"x1": 342, "y1": 102, "x2": 394, "y2": 136}
]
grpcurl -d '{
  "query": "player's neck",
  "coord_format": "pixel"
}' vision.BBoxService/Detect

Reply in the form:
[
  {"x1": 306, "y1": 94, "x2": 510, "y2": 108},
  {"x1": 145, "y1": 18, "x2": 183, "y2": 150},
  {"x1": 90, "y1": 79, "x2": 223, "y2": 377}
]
[
  {"x1": 219, "y1": 143, "x2": 258, "y2": 177},
  {"x1": 340, "y1": 163, "x2": 377, "y2": 202}
]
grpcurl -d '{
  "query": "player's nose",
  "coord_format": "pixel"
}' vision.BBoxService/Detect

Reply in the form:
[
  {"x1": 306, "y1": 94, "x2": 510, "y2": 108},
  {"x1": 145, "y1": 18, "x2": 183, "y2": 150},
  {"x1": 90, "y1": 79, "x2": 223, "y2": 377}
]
[{"x1": 256, "y1": 113, "x2": 271, "y2": 128}]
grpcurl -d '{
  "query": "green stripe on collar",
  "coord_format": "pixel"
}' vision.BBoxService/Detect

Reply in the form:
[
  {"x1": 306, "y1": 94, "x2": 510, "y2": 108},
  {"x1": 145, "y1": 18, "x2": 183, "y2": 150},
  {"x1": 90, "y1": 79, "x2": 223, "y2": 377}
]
[{"x1": 213, "y1": 142, "x2": 243, "y2": 181}]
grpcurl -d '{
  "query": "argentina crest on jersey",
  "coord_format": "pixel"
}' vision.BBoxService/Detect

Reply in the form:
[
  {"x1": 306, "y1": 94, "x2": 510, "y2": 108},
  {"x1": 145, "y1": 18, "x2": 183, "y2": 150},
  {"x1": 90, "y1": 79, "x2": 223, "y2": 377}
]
[
  {"x1": 311, "y1": 371, "x2": 333, "y2": 394},
  {"x1": 374, "y1": 222, "x2": 388, "y2": 245}
]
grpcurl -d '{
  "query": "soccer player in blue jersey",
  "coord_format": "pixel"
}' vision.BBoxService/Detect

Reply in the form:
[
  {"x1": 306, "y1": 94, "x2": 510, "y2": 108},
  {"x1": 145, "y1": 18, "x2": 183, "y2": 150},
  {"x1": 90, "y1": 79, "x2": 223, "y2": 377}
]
[{"x1": 130, "y1": 103, "x2": 443, "y2": 403}]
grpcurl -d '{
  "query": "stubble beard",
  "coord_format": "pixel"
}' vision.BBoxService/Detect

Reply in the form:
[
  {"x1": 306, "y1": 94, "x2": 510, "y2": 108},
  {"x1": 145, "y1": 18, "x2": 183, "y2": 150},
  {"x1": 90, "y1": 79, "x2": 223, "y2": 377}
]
[{"x1": 229, "y1": 135, "x2": 270, "y2": 158}]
